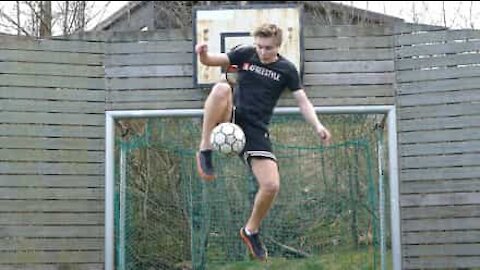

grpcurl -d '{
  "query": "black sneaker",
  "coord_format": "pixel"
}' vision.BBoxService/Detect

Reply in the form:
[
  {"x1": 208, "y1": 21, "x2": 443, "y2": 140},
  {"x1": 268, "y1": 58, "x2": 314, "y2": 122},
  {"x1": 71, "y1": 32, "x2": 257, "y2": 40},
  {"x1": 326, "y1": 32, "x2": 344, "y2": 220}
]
[
  {"x1": 240, "y1": 227, "x2": 267, "y2": 261},
  {"x1": 196, "y1": 149, "x2": 215, "y2": 181}
]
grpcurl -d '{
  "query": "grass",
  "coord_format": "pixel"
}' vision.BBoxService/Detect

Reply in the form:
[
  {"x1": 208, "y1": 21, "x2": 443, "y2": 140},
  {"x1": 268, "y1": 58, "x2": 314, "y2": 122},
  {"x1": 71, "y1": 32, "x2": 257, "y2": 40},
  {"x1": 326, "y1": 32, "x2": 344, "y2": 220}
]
[{"x1": 208, "y1": 248, "x2": 392, "y2": 270}]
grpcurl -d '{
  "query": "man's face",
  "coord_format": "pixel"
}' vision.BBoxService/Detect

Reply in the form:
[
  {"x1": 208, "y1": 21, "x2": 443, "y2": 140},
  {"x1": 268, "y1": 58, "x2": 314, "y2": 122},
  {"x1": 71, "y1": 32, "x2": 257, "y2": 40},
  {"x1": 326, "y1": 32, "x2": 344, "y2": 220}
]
[{"x1": 254, "y1": 36, "x2": 279, "y2": 64}]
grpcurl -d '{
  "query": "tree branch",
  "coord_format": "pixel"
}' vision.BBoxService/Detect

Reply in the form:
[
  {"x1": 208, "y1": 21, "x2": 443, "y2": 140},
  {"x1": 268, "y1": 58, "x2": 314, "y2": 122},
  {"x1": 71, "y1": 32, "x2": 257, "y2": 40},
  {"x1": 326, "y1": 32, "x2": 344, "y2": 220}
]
[
  {"x1": 265, "y1": 236, "x2": 311, "y2": 258},
  {"x1": 0, "y1": 8, "x2": 31, "y2": 35}
]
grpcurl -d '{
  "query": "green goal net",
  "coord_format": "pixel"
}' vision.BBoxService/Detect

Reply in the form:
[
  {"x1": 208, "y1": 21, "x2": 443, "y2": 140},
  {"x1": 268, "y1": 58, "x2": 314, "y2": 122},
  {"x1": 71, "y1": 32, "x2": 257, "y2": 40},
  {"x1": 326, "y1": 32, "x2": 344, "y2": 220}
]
[{"x1": 114, "y1": 114, "x2": 390, "y2": 270}]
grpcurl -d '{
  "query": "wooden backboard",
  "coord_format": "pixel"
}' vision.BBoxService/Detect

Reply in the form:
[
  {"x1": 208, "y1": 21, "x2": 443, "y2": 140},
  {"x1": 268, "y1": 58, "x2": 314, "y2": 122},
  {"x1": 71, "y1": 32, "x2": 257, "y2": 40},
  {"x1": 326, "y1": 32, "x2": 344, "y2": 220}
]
[{"x1": 193, "y1": 4, "x2": 304, "y2": 87}]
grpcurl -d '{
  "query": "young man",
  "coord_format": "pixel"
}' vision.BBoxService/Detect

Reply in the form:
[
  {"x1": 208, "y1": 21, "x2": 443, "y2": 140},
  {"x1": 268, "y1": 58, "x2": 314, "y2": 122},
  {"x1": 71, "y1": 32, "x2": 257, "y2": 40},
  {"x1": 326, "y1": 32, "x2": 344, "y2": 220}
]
[{"x1": 195, "y1": 23, "x2": 332, "y2": 261}]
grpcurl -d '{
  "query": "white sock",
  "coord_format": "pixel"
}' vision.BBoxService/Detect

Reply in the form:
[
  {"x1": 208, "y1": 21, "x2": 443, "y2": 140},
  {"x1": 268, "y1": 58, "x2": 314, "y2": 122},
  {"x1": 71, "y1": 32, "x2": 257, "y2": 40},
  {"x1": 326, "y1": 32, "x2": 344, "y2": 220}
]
[{"x1": 245, "y1": 227, "x2": 255, "y2": 236}]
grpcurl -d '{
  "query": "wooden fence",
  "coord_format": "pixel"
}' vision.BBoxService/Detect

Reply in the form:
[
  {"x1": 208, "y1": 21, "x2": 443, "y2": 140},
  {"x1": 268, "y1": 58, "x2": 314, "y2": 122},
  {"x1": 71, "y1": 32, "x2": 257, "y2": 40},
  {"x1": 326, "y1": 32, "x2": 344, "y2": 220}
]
[
  {"x1": 0, "y1": 25, "x2": 479, "y2": 269},
  {"x1": 395, "y1": 28, "x2": 480, "y2": 269},
  {"x1": 0, "y1": 36, "x2": 105, "y2": 269}
]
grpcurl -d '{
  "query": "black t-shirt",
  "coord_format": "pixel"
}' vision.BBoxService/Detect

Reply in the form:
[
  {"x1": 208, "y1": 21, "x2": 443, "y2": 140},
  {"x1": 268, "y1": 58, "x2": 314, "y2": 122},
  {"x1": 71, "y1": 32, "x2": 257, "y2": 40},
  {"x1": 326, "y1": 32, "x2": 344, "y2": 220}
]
[{"x1": 227, "y1": 45, "x2": 302, "y2": 130}]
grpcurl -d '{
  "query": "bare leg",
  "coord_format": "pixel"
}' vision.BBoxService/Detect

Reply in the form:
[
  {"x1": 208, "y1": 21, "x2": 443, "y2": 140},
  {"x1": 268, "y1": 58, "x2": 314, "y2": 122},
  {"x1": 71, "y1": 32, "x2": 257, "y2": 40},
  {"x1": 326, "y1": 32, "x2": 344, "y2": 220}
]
[
  {"x1": 199, "y1": 82, "x2": 233, "y2": 150},
  {"x1": 245, "y1": 158, "x2": 280, "y2": 233}
]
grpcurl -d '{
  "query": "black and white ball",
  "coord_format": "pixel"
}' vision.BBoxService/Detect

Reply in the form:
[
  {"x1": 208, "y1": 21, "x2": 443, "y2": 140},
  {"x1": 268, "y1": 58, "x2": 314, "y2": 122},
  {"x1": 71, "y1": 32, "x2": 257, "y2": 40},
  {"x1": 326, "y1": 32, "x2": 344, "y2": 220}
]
[{"x1": 210, "y1": 122, "x2": 246, "y2": 155}]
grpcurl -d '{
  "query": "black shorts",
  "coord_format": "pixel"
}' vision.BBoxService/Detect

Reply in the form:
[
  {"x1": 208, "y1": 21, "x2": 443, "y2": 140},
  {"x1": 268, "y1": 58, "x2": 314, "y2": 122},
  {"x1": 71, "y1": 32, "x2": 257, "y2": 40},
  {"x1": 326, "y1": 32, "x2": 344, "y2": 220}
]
[{"x1": 232, "y1": 108, "x2": 277, "y2": 163}]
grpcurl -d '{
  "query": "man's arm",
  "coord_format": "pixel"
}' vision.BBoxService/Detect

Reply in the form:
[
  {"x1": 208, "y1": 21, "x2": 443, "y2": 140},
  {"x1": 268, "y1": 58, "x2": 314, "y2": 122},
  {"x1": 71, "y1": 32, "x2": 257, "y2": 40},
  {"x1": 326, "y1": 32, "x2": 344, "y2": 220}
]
[
  {"x1": 293, "y1": 89, "x2": 332, "y2": 144},
  {"x1": 196, "y1": 43, "x2": 230, "y2": 67}
]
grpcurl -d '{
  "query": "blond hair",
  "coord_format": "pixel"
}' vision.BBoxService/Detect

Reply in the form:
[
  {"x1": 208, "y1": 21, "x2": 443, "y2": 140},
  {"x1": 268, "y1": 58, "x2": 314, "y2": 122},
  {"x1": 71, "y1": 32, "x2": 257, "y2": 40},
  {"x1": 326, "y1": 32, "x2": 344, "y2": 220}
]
[{"x1": 252, "y1": 23, "x2": 283, "y2": 47}]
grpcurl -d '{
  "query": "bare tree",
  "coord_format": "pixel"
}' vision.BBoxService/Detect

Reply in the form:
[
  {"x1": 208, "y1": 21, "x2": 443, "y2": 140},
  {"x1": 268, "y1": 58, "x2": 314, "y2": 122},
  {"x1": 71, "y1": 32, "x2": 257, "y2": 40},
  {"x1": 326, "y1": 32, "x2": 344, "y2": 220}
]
[
  {"x1": 16, "y1": 1, "x2": 21, "y2": 35},
  {"x1": 62, "y1": 1, "x2": 69, "y2": 35},
  {"x1": 75, "y1": 1, "x2": 85, "y2": 32},
  {"x1": 411, "y1": 2, "x2": 419, "y2": 24},
  {"x1": 469, "y1": 1, "x2": 475, "y2": 29},
  {"x1": 59, "y1": 1, "x2": 90, "y2": 35},
  {"x1": 39, "y1": 1, "x2": 51, "y2": 37},
  {"x1": 0, "y1": 6, "x2": 30, "y2": 35},
  {"x1": 442, "y1": 1, "x2": 447, "y2": 28},
  {"x1": 0, "y1": 1, "x2": 111, "y2": 37}
]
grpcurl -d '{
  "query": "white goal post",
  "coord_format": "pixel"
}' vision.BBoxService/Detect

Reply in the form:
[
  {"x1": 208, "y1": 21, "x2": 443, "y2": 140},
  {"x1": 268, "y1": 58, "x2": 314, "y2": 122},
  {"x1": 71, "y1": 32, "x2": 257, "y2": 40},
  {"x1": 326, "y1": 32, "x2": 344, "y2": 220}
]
[{"x1": 104, "y1": 106, "x2": 402, "y2": 270}]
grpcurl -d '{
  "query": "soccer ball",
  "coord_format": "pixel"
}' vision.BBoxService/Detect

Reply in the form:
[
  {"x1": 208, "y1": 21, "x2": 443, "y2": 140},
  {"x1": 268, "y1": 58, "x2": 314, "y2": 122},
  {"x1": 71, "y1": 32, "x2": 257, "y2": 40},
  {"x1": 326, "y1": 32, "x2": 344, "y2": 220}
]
[{"x1": 210, "y1": 122, "x2": 246, "y2": 155}]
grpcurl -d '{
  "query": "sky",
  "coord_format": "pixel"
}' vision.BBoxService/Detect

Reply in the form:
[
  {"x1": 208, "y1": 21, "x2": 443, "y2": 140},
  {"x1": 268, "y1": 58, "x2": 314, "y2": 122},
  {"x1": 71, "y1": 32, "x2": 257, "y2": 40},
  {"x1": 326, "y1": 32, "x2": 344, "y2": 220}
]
[
  {"x1": 0, "y1": 1, "x2": 478, "y2": 35},
  {"x1": 332, "y1": 1, "x2": 479, "y2": 29}
]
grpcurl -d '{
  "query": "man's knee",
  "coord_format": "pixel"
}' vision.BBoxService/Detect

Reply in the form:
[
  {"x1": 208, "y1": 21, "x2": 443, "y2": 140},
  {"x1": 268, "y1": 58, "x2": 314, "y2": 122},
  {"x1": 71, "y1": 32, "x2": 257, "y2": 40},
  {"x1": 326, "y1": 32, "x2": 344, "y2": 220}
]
[
  {"x1": 260, "y1": 180, "x2": 280, "y2": 195},
  {"x1": 210, "y1": 82, "x2": 232, "y2": 101}
]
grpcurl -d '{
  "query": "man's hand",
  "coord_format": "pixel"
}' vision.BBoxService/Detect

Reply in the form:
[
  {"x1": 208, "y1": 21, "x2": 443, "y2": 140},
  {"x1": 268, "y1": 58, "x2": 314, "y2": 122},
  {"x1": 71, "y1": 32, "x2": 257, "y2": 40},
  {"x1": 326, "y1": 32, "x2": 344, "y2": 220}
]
[
  {"x1": 194, "y1": 43, "x2": 230, "y2": 67},
  {"x1": 195, "y1": 43, "x2": 208, "y2": 55},
  {"x1": 316, "y1": 126, "x2": 332, "y2": 145}
]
